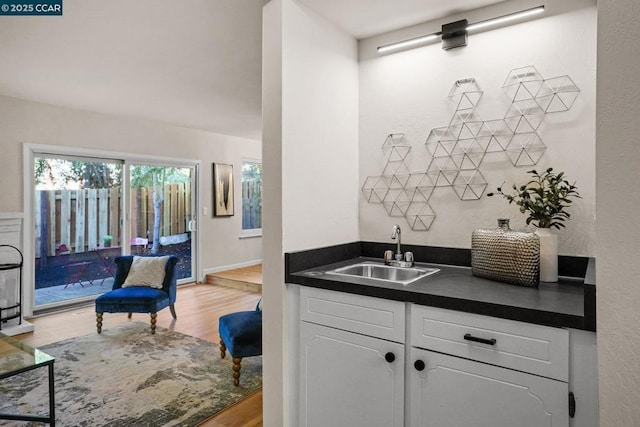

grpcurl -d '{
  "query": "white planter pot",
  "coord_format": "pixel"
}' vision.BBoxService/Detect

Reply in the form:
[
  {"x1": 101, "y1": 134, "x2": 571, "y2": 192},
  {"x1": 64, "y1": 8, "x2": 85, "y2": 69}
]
[{"x1": 535, "y1": 228, "x2": 558, "y2": 282}]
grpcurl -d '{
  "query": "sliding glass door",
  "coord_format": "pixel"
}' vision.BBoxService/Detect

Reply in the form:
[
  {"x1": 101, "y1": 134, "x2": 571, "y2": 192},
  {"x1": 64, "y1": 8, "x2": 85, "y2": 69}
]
[
  {"x1": 129, "y1": 163, "x2": 195, "y2": 282},
  {"x1": 34, "y1": 155, "x2": 123, "y2": 307},
  {"x1": 32, "y1": 152, "x2": 198, "y2": 310}
]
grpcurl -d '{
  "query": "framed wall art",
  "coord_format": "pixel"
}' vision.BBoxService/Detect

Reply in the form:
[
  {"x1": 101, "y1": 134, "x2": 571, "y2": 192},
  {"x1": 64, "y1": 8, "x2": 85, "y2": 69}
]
[{"x1": 213, "y1": 163, "x2": 234, "y2": 216}]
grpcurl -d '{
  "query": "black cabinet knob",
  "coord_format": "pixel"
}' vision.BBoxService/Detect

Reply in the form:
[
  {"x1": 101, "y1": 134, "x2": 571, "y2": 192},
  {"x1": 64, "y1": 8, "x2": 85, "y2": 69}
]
[
  {"x1": 385, "y1": 352, "x2": 395, "y2": 363},
  {"x1": 414, "y1": 360, "x2": 426, "y2": 371}
]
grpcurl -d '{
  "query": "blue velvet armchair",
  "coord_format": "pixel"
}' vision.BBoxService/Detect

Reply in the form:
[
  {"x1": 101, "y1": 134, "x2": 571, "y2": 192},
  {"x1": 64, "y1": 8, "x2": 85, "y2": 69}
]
[
  {"x1": 95, "y1": 255, "x2": 178, "y2": 334},
  {"x1": 218, "y1": 300, "x2": 262, "y2": 386}
]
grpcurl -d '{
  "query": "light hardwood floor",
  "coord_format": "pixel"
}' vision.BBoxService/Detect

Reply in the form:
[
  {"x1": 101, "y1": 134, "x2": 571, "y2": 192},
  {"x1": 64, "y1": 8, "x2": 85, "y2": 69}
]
[{"x1": 15, "y1": 283, "x2": 263, "y2": 427}]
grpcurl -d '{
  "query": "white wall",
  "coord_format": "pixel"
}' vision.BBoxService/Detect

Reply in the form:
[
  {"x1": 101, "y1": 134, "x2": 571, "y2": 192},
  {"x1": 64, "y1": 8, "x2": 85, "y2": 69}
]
[
  {"x1": 262, "y1": 0, "x2": 285, "y2": 425},
  {"x1": 358, "y1": 4, "x2": 596, "y2": 256},
  {"x1": 596, "y1": 0, "x2": 640, "y2": 425},
  {"x1": 262, "y1": 0, "x2": 359, "y2": 425},
  {"x1": 281, "y1": 1, "x2": 360, "y2": 252},
  {"x1": 0, "y1": 95, "x2": 262, "y2": 281}
]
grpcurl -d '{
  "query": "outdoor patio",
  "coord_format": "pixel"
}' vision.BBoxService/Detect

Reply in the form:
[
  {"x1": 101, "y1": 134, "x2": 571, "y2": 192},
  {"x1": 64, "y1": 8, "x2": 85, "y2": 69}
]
[
  {"x1": 34, "y1": 241, "x2": 192, "y2": 307},
  {"x1": 35, "y1": 277, "x2": 114, "y2": 306}
]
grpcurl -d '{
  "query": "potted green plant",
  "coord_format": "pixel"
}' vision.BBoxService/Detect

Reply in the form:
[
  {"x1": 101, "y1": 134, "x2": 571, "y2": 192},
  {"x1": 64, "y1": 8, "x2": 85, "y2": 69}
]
[
  {"x1": 102, "y1": 235, "x2": 113, "y2": 248},
  {"x1": 487, "y1": 168, "x2": 581, "y2": 282}
]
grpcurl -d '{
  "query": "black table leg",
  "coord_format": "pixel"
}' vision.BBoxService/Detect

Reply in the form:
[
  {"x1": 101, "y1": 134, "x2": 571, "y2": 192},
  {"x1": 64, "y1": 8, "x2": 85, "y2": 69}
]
[
  {"x1": 49, "y1": 363, "x2": 56, "y2": 427},
  {"x1": 48, "y1": 362, "x2": 55, "y2": 426},
  {"x1": 0, "y1": 360, "x2": 56, "y2": 425}
]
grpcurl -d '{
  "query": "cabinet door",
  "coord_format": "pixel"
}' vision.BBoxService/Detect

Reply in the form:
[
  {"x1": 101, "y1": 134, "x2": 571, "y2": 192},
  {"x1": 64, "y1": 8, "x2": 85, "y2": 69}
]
[
  {"x1": 299, "y1": 321, "x2": 404, "y2": 427},
  {"x1": 408, "y1": 347, "x2": 568, "y2": 427}
]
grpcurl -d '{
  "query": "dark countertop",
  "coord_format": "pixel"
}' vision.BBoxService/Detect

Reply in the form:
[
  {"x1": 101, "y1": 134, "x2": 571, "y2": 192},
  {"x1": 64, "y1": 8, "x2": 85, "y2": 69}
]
[{"x1": 285, "y1": 242, "x2": 596, "y2": 332}]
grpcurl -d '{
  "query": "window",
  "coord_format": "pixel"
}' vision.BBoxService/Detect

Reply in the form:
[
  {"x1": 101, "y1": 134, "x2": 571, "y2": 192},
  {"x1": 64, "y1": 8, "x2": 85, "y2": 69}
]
[{"x1": 241, "y1": 160, "x2": 262, "y2": 237}]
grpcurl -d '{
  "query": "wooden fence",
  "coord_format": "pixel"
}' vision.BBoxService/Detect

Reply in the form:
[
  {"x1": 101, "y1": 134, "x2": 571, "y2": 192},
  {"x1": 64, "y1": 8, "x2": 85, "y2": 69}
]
[
  {"x1": 34, "y1": 182, "x2": 191, "y2": 258},
  {"x1": 242, "y1": 181, "x2": 262, "y2": 230}
]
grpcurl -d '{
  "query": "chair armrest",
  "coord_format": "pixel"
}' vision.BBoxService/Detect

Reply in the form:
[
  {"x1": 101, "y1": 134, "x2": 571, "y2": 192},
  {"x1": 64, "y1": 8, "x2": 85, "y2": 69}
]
[
  {"x1": 163, "y1": 256, "x2": 179, "y2": 303},
  {"x1": 113, "y1": 256, "x2": 134, "y2": 289}
]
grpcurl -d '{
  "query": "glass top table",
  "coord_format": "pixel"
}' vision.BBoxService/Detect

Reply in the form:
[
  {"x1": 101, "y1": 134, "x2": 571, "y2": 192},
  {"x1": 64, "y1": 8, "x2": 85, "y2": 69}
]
[{"x1": 0, "y1": 333, "x2": 56, "y2": 426}]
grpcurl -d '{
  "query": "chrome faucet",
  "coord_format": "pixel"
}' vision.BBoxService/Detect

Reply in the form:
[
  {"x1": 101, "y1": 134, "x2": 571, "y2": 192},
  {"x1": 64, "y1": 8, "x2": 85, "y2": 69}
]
[
  {"x1": 391, "y1": 224, "x2": 403, "y2": 260},
  {"x1": 385, "y1": 224, "x2": 414, "y2": 267}
]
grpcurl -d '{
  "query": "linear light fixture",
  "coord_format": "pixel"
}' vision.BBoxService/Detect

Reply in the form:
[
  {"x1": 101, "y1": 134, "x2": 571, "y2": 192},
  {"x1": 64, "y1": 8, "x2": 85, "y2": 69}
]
[
  {"x1": 467, "y1": 6, "x2": 545, "y2": 32},
  {"x1": 377, "y1": 33, "x2": 441, "y2": 53},
  {"x1": 376, "y1": 5, "x2": 545, "y2": 54}
]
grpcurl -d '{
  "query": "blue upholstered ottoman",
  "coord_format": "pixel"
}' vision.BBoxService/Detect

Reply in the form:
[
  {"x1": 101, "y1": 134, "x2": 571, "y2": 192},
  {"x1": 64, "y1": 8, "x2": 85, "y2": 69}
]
[{"x1": 218, "y1": 309, "x2": 262, "y2": 386}]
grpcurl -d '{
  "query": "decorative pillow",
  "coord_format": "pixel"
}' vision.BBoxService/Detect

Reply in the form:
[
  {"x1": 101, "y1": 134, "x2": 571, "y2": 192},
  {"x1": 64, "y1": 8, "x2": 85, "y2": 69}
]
[{"x1": 122, "y1": 256, "x2": 169, "y2": 289}]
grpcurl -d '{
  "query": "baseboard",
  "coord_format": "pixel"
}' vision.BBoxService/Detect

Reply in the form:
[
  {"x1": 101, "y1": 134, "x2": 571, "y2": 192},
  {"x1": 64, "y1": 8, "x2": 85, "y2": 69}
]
[
  {"x1": 201, "y1": 259, "x2": 262, "y2": 280},
  {"x1": 0, "y1": 319, "x2": 35, "y2": 336}
]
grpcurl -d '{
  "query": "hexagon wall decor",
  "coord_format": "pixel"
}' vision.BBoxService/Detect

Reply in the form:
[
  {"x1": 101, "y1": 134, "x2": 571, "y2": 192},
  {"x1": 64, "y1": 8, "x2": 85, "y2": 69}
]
[{"x1": 362, "y1": 66, "x2": 580, "y2": 231}]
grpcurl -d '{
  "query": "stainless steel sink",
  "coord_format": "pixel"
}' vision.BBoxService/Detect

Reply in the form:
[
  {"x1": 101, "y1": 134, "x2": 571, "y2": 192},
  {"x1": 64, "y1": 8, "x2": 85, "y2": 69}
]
[{"x1": 326, "y1": 262, "x2": 439, "y2": 285}]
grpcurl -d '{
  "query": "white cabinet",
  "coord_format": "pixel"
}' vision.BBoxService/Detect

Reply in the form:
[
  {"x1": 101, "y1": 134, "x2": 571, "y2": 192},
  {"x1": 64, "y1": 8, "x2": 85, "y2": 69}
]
[
  {"x1": 296, "y1": 287, "x2": 573, "y2": 427},
  {"x1": 299, "y1": 286, "x2": 406, "y2": 342},
  {"x1": 408, "y1": 347, "x2": 568, "y2": 427},
  {"x1": 410, "y1": 305, "x2": 569, "y2": 381},
  {"x1": 299, "y1": 322, "x2": 405, "y2": 427},
  {"x1": 298, "y1": 287, "x2": 405, "y2": 427},
  {"x1": 409, "y1": 305, "x2": 570, "y2": 427}
]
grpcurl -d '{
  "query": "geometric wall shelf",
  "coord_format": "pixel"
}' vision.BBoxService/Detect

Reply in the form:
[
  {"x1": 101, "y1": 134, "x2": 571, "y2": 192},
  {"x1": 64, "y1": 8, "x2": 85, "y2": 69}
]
[
  {"x1": 535, "y1": 75, "x2": 580, "y2": 113},
  {"x1": 362, "y1": 175, "x2": 391, "y2": 203},
  {"x1": 362, "y1": 66, "x2": 580, "y2": 231},
  {"x1": 452, "y1": 169, "x2": 488, "y2": 200},
  {"x1": 405, "y1": 202, "x2": 436, "y2": 231},
  {"x1": 505, "y1": 132, "x2": 547, "y2": 166}
]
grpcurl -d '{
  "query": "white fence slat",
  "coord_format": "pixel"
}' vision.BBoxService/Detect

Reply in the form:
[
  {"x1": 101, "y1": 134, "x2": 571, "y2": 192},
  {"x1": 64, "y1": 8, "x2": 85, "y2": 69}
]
[
  {"x1": 48, "y1": 191, "x2": 56, "y2": 256},
  {"x1": 87, "y1": 189, "x2": 98, "y2": 251},
  {"x1": 99, "y1": 188, "x2": 109, "y2": 245},
  {"x1": 75, "y1": 190, "x2": 86, "y2": 253},
  {"x1": 61, "y1": 190, "x2": 71, "y2": 251}
]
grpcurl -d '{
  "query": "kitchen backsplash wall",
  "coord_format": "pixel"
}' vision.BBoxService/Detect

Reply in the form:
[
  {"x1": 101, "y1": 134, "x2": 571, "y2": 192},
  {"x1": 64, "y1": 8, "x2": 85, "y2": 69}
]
[{"x1": 358, "y1": 5, "x2": 596, "y2": 257}]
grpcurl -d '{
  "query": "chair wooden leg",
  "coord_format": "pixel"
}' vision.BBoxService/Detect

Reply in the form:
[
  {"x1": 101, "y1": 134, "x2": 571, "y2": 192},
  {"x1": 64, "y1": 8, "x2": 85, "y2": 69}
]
[
  {"x1": 169, "y1": 304, "x2": 177, "y2": 319},
  {"x1": 150, "y1": 312, "x2": 157, "y2": 334},
  {"x1": 96, "y1": 312, "x2": 103, "y2": 333},
  {"x1": 220, "y1": 339, "x2": 226, "y2": 359},
  {"x1": 232, "y1": 357, "x2": 242, "y2": 387},
  {"x1": 128, "y1": 313, "x2": 132, "y2": 319}
]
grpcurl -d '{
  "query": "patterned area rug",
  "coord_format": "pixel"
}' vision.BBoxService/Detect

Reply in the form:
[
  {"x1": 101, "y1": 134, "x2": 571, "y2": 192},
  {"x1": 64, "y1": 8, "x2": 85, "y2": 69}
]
[{"x1": 0, "y1": 322, "x2": 262, "y2": 426}]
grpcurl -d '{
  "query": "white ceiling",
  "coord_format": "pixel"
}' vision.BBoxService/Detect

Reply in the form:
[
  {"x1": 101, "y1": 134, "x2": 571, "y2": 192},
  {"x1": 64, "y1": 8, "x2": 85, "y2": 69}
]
[
  {"x1": 0, "y1": 0, "x2": 507, "y2": 141},
  {"x1": 298, "y1": 0, "x2": 508, "y2": 39},
  {"x1": 0, "y1": 0, "x2": 263, "y2": 140}
]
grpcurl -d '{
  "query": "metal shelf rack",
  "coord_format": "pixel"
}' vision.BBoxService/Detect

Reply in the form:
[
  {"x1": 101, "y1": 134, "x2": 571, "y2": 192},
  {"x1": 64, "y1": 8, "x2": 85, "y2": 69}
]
[{"x1": 0, "y1": 245, "x2": 23, "y2": 330}]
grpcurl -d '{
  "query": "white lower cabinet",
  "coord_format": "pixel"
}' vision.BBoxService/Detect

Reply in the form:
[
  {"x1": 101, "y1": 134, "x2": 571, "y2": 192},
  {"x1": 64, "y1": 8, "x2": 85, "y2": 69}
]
[
  {"x1": 297, "y1": 287, "x2": 573, "y2": 427},
  {"x1": 409, "y1": 305, "x2": 570, "y2": 427},
  {"x1": 408, "y1": 347, "x2": 568, "y2": 427},
  {"x1": 298, "y1": 287, "x2": 406, "y2": 427},
  {"x1": 299, "y1": 321, "x2": 405, "y2": 427}
]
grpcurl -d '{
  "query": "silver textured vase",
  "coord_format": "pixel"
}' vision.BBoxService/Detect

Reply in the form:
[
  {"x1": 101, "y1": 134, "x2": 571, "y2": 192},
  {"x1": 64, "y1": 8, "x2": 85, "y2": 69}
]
[{"x1": 471, "y1": 219, "x2": 540, "y2": 287}]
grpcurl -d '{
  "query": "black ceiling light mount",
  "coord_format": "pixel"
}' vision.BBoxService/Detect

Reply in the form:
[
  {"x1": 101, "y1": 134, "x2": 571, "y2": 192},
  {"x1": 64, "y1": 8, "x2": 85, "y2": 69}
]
[{"x1": 441, "y1": 19, "x2": 468, "y2": 50}]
